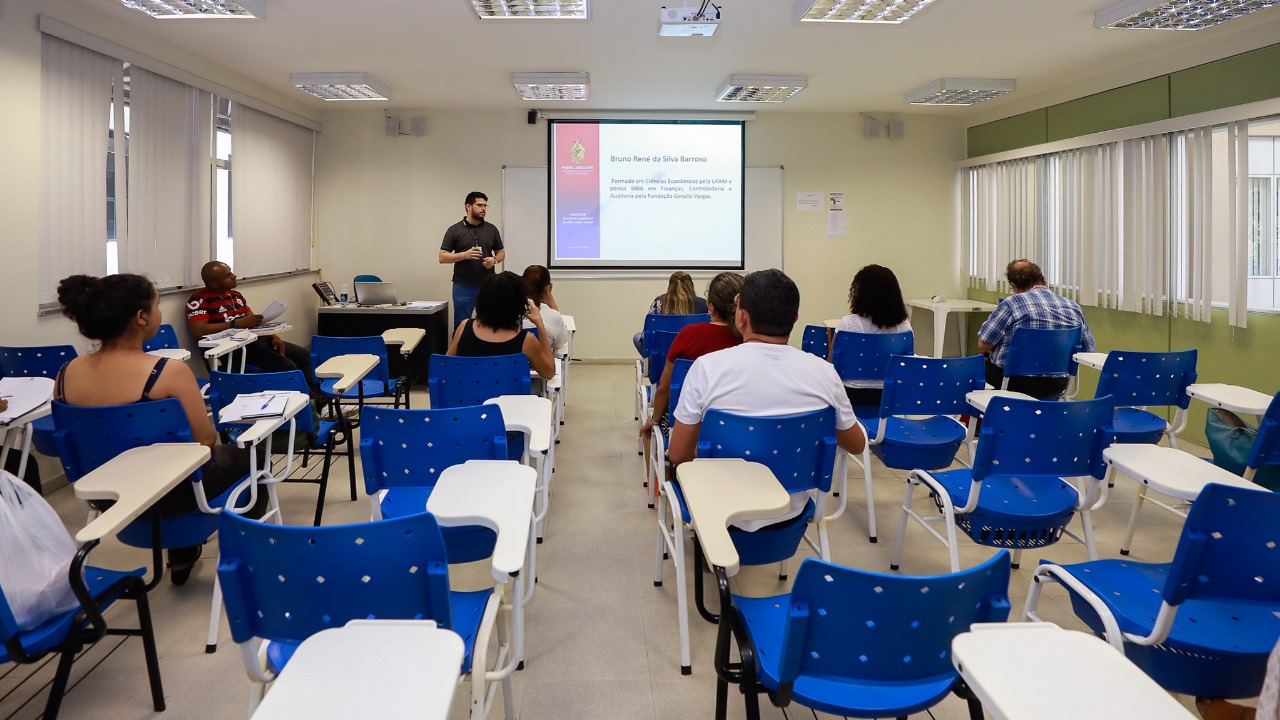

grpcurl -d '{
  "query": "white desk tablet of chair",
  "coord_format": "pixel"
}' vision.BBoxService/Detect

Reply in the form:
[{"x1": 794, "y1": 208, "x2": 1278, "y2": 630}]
[
  {"x1": 381, "y1": 327, "x2": 426, "y2": 356},
  {"x1": 426, "y1": 460, "x2": 538, "y2": 581},
  {"x1": 1072, "y1": 351, "x2": 1108, "y2": 371},
  {"x1": 217, "y1": 391, "x2": 310, "y2": 446},
  {"x1": 951, "y1": 623, "x2": 1195, "y2": 720},
  {"x1": 1187, "y1": 383, "x2": 1274, "y2": 416},
  {"x1": 145, "y1": 348, "x2": 192, "y2": 362},
  {"x1": 199, "y1": 330, "x2": 254, "y2": 360},
  {"x1": 675, "y1": 459, "x2": 790, "y2": 576},
  {"x1": 965, "y1": 389, "x2": 1035, "y2": 415},
  {"x1": 0, "y1": 398, "x2": 52, "y2": 483},
  {"x1": 485, "y1": 395, "x2": 552, "y2": 456},
  {"x1": 1104, "y1": 443, "x2": 1260, "y2": 496},
  {"x1": 250, "y1": 620, "x2": 464, "y2": 720},
  {"x1": 530, "y1": 358, "x2": 563, "y2": 391},
  {"x1": 313, "y1": 353, "x2": 379, "y2": 395},
  {"x1": 73, "y1": 443, "x2": 211, "y2": 544}
]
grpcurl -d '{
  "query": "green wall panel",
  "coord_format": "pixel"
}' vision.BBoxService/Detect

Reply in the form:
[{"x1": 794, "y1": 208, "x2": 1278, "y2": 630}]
[
  {"x1": 1046, "y1": 78, "x2": 1170, "y2": 142},
  {"x1": 1170, "y1": 44, "x2": 1280, "y2": 117},
  {"x1": 966, "y1": 109, "x2": 1047, "y2": 158}
]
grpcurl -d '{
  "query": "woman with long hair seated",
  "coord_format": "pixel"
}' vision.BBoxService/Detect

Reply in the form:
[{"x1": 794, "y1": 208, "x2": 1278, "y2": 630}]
[
  {"x1": 633, "y1": 270, "x2": 710, "y2": 354},
  {"x1": 834, "y1": 264, "x2": 913, "y2": 408},
  {"x1": 447, "y1": 270, "x2": 555, "y2": 379},
  {"x1": 55, "y1": 274, "x2": 264, "y2": 585},
  {"x1": 521, "y1": 265, "x2": 567, "y2": 350},
  {"x1": 638, "y1": 271, "x2": 744, "y2": 475}
]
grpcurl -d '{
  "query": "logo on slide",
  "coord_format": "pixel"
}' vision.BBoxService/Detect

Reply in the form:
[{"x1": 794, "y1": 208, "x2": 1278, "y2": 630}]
[{"x1": 570, "y1": 139, "x2": 586, "y2": 164}]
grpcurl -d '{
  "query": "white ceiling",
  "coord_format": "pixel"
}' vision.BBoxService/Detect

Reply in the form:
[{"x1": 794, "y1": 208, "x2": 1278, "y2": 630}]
[{"x1": 70, "y1": 0, "x2": 1280, "y2": 117}]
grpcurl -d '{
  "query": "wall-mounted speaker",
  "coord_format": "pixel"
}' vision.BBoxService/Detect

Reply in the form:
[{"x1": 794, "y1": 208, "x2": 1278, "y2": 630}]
[
  {"x1": 384, "y1": 116, "x2": 400, "y2": 137},
  {"x1": 864, "y1": 117, "x2": 881, "y2": 138},
  {"x1": 409, "y1": 116, "x2": 426, "y2": 136},
  {"x1": 888, "y1": 119, "x2": 905, "y2": 140},
  {"x1": 528, "y1": 109, "x2": 538, "y2": 125}
]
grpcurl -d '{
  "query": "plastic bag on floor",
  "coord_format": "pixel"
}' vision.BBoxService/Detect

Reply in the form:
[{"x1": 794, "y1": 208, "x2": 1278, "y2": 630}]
[{"x1": 0, "y1": 470, "x2": 78, "y2": 630}]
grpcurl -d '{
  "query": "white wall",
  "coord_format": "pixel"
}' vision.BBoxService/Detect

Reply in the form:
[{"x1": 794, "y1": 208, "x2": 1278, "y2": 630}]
[
  {"x1": 0, "y1": 0, "x2": 322, "y2": 355},
  {"x1": 314, "y1": 110, "x2": 968, "y2": 358}
]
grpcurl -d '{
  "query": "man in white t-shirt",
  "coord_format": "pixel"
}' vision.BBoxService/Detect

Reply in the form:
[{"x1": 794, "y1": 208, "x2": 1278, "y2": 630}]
[{"x1": 670, "y1": 269, "x2": 866, "y2": 530}]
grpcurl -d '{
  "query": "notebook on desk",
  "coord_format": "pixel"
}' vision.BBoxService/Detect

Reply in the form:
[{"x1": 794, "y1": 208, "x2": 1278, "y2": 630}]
[{"x1": 354, "y1": 281, "x2": 398, "y2": 306}]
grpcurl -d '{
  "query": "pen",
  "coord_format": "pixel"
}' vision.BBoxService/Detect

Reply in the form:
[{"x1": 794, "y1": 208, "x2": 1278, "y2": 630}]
[{"x1": 260, "y1": 399, "x2": 273, "y2": 410}]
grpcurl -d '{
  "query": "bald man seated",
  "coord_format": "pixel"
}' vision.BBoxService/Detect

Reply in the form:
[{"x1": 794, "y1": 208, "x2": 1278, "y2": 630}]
[{"x1": 186, "y1": 261, "x2": 313, "y2": 382}]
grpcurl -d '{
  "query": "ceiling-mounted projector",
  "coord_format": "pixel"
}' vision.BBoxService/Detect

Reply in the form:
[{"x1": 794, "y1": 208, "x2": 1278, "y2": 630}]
[{"x1": 658, "y1": 3, "x2": 721, "y2": 36}]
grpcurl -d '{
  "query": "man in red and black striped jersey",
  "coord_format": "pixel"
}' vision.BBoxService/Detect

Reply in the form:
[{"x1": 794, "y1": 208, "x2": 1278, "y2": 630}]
[{"x1": 186, "y1": 261, "x2": 312, "y2": 382}]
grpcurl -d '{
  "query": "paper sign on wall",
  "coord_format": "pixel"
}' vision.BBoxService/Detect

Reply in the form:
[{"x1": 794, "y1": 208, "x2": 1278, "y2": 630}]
[
  {"x1": 826, "y1": 192, "x2": 846, "y2": 237},
  {"x1": 796, "y1": 192, "x2": 822, "y2": 212}
]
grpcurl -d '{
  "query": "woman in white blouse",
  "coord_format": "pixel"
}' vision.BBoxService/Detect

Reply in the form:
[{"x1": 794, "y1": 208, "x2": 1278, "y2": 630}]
[
  {"x1": 522, "y1": 265, "x2": 567, "y2": 349},
  {"x1": 833, "y1": 264, "x2": 912, "y2": 408}
]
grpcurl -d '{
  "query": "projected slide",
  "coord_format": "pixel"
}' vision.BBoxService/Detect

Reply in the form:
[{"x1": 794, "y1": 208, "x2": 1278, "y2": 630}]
[{"x1": 549, "y1": 120, "x2": 744, "y2": 269}]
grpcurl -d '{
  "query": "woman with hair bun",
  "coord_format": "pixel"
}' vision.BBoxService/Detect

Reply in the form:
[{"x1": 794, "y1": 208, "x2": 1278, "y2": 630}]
[{"x1": 55, "y1": 273, "x2": 262, "y2": 585}]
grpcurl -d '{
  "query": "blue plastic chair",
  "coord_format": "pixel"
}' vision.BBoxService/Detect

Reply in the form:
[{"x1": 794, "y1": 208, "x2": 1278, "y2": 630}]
[
  {"x1": 644, "y1": 358, "x2": 694, "y2": 508},
  {"x1": 50, "y1": 398, "x2": 268, "y2": 654},
  {"x1": 141, "y1": 324, "x2": 181, "y2": 353},
  {"x1": 1245, "y1": 391, "x2": 1280, "y2": 486},
  {"x1": 636, "y1": 330, "x2": 680, "y2": 426},
  {"x1": 829, "y1": 330, "x2": 915, "y2": 411},
  {"x1": 358, "y1": 405, "x2": 507, "y2": 563},
  {"x1": 800, "y1": 324, "x2": 829, "y2": 359},
  {"x1": 352, "y1": 273, "x2": 382, "y2": 284},
  {"x1": 0, "y1": 517, "x2": 164, "y2": 719},
  {"x1": 310, "y1": 335, "x2": 408, "y2": 415},
  {"x1": 716, "y1": 552, "x2": 1012, "y2": 720},
  {"x1": 850, "y1": 355, "x2": 984, "y2": 544},
  {"x1": 427, "y1": 353, "x2": 531, "y2": 462},
  {"x1": 997, "y1": 326, "x2": 1082, "y2": 400},
  {"x1": 0, "y1": 344, "x2": 77, "y2": 458},
  {"x1": 892, "y1": 395, "x2": 1114, "y2": 572},
  {"x1": 1094, "y1": 349, "x2": 1198, "y2": 447},
  {"x1": 655, "y1": 407, "x2": 838, "y2": 675},
  {"x1": 1025, "y1": 483, "x2": 1280, "y2": 700},
  {"x1": 635, "y1": 313, "x2": 709, "y2": 419},
  {"x1": 217, "y1": 511, "x2": 513, "y2": 719},
  {"x1": 207, "y1": 370, "x2": 355, "y2": 526}
]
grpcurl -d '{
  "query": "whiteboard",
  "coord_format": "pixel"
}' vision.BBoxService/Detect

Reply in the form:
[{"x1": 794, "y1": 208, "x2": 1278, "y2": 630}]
[{"x1": 502, "y1": 166, "x2": 783, "y2": 278}]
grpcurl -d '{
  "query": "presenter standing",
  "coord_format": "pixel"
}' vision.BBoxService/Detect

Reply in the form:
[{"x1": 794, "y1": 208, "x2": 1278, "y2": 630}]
[{"x1": 440, "y1": 191, "x2": 505, "y2": 331}]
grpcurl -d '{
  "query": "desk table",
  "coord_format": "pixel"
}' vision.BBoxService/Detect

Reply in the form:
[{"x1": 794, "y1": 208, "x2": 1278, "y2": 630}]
[
  {"x1": 952, "y1": 622, "x2": 1194, "y2": 720},
  {"x1": 318, "y1": 304, "x2": 448, "y2": 385},
  {"x1": 146, "y1": 348, "x2": 192, "y2": 362},
  {"x1": 0, "y1": 400, "x2": 51, "y2": 486},
  {"x1": 314, "y1": 354, "x2": 378, "y2": 396},
  {"x1": 485, "y1": 395, "x2": 554, "y2": 549},
  {"x1": 905, "y1": 299, "x2": 997, "y2": 359},
  {"x1": 382, "y1": 327, "x2": 426, "y2": 356},
  {"x1": 1186, "y1": 383, "x2": 1274, "y2": 417},
  {"x1": 427, "y1": 460, "x2": 537, "y2": 667},
  {"x1": 251, "y1": 620, "x2": 464, "y2": 720}
]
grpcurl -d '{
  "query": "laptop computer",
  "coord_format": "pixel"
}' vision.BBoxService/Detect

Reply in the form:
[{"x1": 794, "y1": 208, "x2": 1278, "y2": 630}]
[{"x1": 354, "y1": 281, "x2": 398, "y2": 305}]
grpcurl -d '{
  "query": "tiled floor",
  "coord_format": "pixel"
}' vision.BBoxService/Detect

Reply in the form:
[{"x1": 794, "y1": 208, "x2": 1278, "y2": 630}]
[{"x1": 2, "y1": 363, "x2": 1216, "y2": 719}]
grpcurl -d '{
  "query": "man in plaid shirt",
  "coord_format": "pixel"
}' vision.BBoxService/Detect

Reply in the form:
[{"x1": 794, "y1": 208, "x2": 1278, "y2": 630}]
[{"x1": 977, "y1": 259, "x2": 1095, "y2": 399}]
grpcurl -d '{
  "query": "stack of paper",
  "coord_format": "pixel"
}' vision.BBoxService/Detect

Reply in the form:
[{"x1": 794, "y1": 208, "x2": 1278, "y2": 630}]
[
  {"x1": 221, "y1": 392, "x2": 291, "y2": 422},
  {"x1": 405, "y1": 300, "x2": 447, "y2": 310},
  {"x1": 0, "y1": 377, "x2": 55, "y2": 426},
  {"x1": 250, "y1": 321, "x2": 288, "y2": 334}
]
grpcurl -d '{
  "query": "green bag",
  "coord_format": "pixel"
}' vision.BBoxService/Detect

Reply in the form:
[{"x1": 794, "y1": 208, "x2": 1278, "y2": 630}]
[{"x1": 1204, "y1": 408, "x2": 1280, "y2": 491}]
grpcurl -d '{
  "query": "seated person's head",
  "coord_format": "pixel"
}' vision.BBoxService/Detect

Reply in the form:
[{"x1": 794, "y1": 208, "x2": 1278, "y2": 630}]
[
  {"x1": 1005, "y1": 259, "x2": 1045, "y2": 292},
  {"x1": 58, "y1": 274, "x2": 158, "y2": 343},
  {"x1": 523, "y1": 265, "x2": 552, "y2": 304},
  {"x1": 662, "y1": 271, "x2": 697, "y2": 314},
  {"x1": 737, "y1": 269, "x2": 799, "y2": 338},
  {"x1": 849, "y1": 264, "x2": 908, "y2": 328},
  {"x1": 475, "y1": 271, "x2": 528, "y2": 331},
  {"x1": 200, "y1": 261, "x2": 236, "y2": 290},
  {"x1": 706, "y1": 272, "x2": 744, "y2": 322}
]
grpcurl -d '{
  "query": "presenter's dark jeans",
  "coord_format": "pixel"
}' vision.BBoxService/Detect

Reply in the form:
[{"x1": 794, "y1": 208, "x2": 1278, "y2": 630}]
[
  {"x1": 984, "y1": 357, "x2": 1070, "y2": 400},
  {"x1": 453, "y1": 283, "x2": 480, "y2": 332}
]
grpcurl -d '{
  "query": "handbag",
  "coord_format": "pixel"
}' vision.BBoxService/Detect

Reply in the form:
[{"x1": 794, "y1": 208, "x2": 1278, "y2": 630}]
[
  {"x1": 1205, "y1": 408, "x2": 1280, "y2": 491},
  {"x1": 0, "y1": 470, "x2": 79, "y2": 630}
]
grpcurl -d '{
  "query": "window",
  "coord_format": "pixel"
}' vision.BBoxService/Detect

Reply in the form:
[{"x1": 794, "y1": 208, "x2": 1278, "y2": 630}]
[
  {"x1": 1248, "y1": 132, "x2": 1280, "y2": 310},
  {"x1": 215, "y1": 97, "x2": 233, "y2": 267}
]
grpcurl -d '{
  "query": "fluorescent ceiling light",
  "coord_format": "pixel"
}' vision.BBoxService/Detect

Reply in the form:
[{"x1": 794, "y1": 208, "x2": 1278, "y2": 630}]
[
  {"x1": 792, "y1": 0, "x2": 940, "y2": 24},
  {"x1": 512, "y1": 72, "x2": 590, "y2": 101},
  {"x1": 468, "y1": 0, "x2": 590, "y2": 19},
  {"x1": 905, "y1": 78, "x2": 1015, "y2": 105},
  {"x1": 716, "y1": 75, "x2": 807, "y2": 104},
  {"x1": 118, "y1": 0, "x2": 265, "y2": 18},
  {"x1": 1094, "y1": 0, "x2": 1277, "y2": 30},
  {"x1": 291, "y1": 73, "x2": 391, "y2": 102}
]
